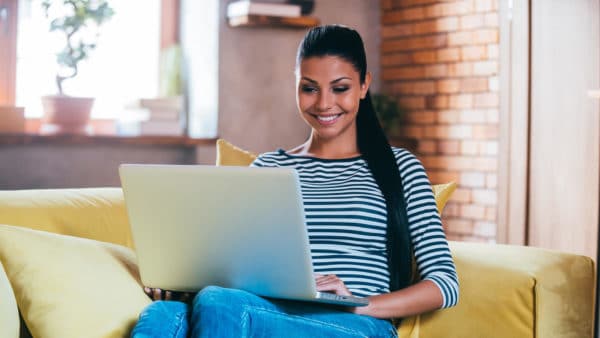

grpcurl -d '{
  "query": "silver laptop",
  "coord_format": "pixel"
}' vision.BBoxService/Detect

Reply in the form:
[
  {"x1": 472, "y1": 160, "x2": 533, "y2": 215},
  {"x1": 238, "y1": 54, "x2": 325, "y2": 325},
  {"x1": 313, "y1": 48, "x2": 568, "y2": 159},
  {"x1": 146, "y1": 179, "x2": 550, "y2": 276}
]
[{"x1": 119, "y1": 164, "x2": 368, "y2": 307}]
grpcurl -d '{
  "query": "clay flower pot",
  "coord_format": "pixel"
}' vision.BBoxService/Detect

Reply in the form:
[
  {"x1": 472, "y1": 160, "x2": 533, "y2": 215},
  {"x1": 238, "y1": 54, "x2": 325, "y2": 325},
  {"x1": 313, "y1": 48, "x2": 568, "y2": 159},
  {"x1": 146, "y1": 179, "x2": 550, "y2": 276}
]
[{"x1": 41, "y1": 95, "x2": 94, "y2": 133}]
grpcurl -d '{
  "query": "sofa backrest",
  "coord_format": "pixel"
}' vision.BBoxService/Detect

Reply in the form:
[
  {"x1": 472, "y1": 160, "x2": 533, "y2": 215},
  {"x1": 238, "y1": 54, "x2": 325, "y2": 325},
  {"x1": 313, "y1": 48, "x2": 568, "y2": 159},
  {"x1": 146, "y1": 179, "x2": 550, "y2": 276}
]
[{"x1": 0, "y1": 188, "x2": 132, "y2": 248}]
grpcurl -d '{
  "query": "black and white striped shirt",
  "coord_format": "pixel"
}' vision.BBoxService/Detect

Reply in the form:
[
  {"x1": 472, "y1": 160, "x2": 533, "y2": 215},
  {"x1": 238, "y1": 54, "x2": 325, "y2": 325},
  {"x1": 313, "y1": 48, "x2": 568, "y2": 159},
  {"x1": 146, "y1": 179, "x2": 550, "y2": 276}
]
[{"x1": 251, "y1": 147, "x2": 459, "y2": 308}]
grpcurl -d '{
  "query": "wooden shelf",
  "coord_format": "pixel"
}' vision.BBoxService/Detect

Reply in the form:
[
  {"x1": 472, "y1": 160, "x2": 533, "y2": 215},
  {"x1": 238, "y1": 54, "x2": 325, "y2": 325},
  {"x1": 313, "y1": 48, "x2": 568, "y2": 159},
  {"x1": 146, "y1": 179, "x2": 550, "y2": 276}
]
[
  {"x1": 228, "y1": 15, "x2": 319, "y2": 28},
  {"x1": 0, "y1": 133, "x2": 216, "y2": 147}
]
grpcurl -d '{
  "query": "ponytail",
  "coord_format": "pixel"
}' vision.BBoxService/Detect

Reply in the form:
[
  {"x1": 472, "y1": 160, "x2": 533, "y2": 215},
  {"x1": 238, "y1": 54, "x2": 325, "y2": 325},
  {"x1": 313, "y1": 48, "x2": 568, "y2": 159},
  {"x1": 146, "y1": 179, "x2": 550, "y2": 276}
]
[{"x1": 357, "y1": 91, "x2": 412, "y2": 291}]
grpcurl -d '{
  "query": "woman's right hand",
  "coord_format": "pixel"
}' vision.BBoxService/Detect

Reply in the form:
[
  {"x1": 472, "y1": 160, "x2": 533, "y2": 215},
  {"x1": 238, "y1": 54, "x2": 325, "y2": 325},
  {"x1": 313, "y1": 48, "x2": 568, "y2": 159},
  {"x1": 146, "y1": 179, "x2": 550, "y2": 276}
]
[{"x1": 144, "y1": 287, "x2": 193, "y2": 303}]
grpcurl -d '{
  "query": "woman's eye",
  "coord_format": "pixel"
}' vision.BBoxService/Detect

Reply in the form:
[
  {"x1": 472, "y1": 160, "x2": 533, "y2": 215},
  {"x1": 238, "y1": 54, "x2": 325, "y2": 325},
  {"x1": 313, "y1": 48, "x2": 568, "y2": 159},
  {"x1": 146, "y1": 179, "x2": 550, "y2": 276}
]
[
  {"x1": 301, "y1": 86, "x2": 318, "y2": 93},
  {"x1": 333, "y1": 87, "x2": 349, "y2": 93}
]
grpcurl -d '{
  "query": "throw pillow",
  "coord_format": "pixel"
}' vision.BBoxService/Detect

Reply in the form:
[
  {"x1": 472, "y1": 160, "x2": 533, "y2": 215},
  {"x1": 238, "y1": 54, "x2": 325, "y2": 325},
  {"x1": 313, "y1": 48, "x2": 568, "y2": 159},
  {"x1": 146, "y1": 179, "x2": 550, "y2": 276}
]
[
  {"x1": 0, "y1": 224, "x2": 151, "y2": 338},
  {"x1": 215, "y1": 138, "x2": 456, "y2": 213}
]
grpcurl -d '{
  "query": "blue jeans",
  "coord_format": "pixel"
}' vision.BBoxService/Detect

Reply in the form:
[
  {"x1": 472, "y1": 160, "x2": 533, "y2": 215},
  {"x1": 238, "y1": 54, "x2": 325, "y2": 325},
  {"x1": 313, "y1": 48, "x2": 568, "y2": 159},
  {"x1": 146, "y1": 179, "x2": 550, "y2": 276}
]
[{"x1": 131, "y1": 286, "x2": 397, "y2": 338}]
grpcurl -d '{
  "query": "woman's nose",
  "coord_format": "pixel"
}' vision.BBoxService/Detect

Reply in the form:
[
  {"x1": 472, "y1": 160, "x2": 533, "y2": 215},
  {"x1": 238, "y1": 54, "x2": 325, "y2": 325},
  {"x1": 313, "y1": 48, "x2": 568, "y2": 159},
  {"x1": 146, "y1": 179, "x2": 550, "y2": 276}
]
[{"x1": 316, "y1": 91, "x2": 333, "y2": 111}]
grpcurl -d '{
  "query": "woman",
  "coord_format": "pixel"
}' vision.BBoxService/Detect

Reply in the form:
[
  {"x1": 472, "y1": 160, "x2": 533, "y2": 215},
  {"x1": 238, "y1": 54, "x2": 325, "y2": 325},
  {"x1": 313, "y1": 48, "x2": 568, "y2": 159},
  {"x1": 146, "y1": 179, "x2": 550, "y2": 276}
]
[{"x1": 132, "y1": 24, "x2": 459, "y2": 338}]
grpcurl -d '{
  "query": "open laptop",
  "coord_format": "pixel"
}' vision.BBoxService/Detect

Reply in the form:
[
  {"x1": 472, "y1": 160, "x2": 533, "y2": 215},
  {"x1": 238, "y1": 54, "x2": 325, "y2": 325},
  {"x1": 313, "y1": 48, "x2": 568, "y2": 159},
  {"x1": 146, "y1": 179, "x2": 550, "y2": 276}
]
[{"x1": 119, "y1": 164, "x2": 368, "y2": 307}]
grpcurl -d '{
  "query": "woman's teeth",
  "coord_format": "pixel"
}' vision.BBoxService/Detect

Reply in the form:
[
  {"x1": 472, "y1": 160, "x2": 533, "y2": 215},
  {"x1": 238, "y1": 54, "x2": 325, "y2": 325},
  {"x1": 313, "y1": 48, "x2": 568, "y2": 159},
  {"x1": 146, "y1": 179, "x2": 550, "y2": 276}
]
[{"x1": 317, "y1": 114, "x2": 341, "y2": 122}]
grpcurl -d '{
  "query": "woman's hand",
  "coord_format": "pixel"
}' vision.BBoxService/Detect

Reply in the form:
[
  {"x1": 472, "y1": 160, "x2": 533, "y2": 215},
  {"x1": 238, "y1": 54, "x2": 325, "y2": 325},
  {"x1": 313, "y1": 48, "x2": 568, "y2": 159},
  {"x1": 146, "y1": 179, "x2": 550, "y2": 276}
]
[
  {"x1": 143, "y1": 287, "x2": 193, "y2": 303},
  {"x1": 314, "y1": 274, "x2": 353, "y2": 296}
]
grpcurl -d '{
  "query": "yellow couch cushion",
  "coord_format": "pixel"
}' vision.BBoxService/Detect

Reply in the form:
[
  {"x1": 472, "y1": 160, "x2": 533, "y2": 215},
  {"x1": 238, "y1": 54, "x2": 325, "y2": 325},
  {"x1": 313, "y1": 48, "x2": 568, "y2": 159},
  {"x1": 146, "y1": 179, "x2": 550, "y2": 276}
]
[
  {"x1": 0, "y1": 188, "x2": 132, "y2": 248},
  {"x1": 0, "y1": 224, "x2": 151, "y2": 338},
  {"x1": 216, "y1": 138, "x2": 457, "y2": 214}
]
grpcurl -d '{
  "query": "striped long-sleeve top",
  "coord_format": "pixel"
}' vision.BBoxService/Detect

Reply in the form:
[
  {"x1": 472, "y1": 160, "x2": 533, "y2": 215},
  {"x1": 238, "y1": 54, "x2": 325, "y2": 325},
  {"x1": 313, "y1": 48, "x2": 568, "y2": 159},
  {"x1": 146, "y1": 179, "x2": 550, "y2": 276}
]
[{"x1": 251, "y1": 147, "x2": 459, "y2": 308}]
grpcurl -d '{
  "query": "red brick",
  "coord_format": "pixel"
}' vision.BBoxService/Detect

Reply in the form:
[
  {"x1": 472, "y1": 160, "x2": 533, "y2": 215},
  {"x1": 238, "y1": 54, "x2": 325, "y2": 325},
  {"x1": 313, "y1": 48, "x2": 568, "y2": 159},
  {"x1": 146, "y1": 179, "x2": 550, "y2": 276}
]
[
  {"x1": 436, "y1": 79, "x2": 460, "y2": 94},
  {"x1": 460, "y1": 14, "x2": 484, "y2": 30},
  {"x1": 442, "y1": 202, "x2": 461, "y2": 217},
  {"x1": 488, "y1": 75, "x2": 499, "y2": 91},
  {"x1": 461, "y1": 45, "x2": 487, "y2": 61},
  {"x1": 472, "y1": 189, "x2": 498, "y2": 205},
  {"x1": 382, "y1": 23, "x2": 414, "y2": 39},
  {"x1": 425, "y1": 1, "x2": 472, "y2": 18},
  {"x1": 424, "y1": 64, "x2": 448, "y2": 78},
  {"x1": 473, "y1": 125, "x2": 499, "y2": 139},
  {"x1": 448, "y1": 62, "x2": 473, "y2": 77},
  {"x1": 437, "y1": 110, "x2": 460, "y2": 123},
  {"x1": 486, "y1": 109, "x2": 499, "y2": 123},
  {"x1": 472, "y1": 61, "x2": 498, "y2": 75},
  {"x1": 437, "y1": 16, "x2": 460, "y2": 32},
  {"x1": 473, "y1": 92, "x2": 499, "y2": 108},
  {"x1": 460, "y1": 172, "x2": 486, "y2": 188},
  {"x1": 474, "y1": 0, "x2": 494, "y2": 13},
  {"x1": 426, "y1": 95, "x2": 449, "y2": 109},
  {"x1": 382, "y1": 0, "x2": 393, "y2": 11},
  {"x1": 381, "y1": 53, "x2": 413, "y2": 66},
  {"x1": 481, "y1": 140, "x2": 498, "y2": 155},
  {"x1": 460, "y1": 77, "x2": 489, "y2": 92},
  {"x1": 417, "y1": 139, "x2": 437, "y2": 154},
  {"x1": 412, "y1": 50, "x2": 437, "y2": 64},
  {"x1": 399, "y1": 96, "x2": 426, "y2": 109},
  {"x1": 381, "y1": 34, "x2": 447, "y2": 52},
  {"x1": 486, "y1": 173, "x2": 497, "y2": 188},
  {"x1": 400, "y1": 125, "x2": 424, "y2": 138},
  {"x1": 438, "y1": 140, "x2": 461, "y2": 154},
  {"x1": 473, "y1": 157, "x2": 497, "y2": 171},
  {"x1": 473, "y1": 29, "x2": 499, "y2": 44},
  {"x1": 428, "y1": 170, "x2": 460, "y2": 183},
  {"x1": 473, "y1": 221, "x2": 496, "y2": 237},
  {"x1": 382, "y1": 66, "x2": 425, "y2": 80},
  {"x1": 382, "y1": 7, "x2": 426, "y2": 24},
  {"x1": 451, "y1": 188, "x2": 472, "y2": 203},
  {"x1": 485, "y1": 206, "x2": 497, "y2": 221},
  {"x1": 461, "y1": 140, "x2": 480, "y2": 155},
  {"x1": 448, "y1": 31, "x2": 474, "y2": 46},
  {"x1": 460, "y1": 109, "x2": 487, "y2": 123},
  {"x1": 484, "y1": 13, "x2": 499, "y2": 27},
  {"x1": 436, "y1": 47, "x2": 461, "y2": 62},
  {"x1": 390, "y1": 0, "x2": 440, "y2": 7},
  {"x1": 487, "y1": 44, "x2": 499, "y2": 59},
  {"x1": 448, "y1": 94, "x2": 473, "y2": 109},
  {"x1": 394, "y1": 81, "x2": 436, "y2": 95},
  {"x1": 445, "y1": 218, "x2": 474, "y2": 234},
  {"x1": 404, "y1": 110, "x2": 437, "y2": 124},
  {"x1": 461, "y1": 204, "x2": 486, "y2": 219},
  {"x1": 423, "y1": 125, "x2": 473, "y2": 139}
]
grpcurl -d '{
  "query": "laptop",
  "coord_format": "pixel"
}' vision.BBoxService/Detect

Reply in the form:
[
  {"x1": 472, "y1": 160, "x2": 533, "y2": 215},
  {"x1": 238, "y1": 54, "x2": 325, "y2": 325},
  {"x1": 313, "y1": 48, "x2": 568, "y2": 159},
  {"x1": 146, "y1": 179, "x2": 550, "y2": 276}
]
[{"x1": 119, "y1": 164, "x2": 369, "y2": 307}]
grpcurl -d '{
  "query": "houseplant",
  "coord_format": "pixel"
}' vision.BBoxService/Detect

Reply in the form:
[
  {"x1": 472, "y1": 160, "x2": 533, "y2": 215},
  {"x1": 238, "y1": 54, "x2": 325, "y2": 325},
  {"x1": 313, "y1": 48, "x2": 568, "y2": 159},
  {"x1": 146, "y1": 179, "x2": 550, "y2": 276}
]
[{"x1": 40, "y1": 0, "x2": 114, "y2": 133}]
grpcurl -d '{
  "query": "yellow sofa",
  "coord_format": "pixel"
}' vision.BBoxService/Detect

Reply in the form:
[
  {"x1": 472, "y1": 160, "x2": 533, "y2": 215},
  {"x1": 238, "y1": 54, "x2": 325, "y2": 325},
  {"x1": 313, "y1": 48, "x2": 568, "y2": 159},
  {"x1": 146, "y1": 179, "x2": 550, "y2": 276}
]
[{"x1": 0, "y1": 187, "x2": 595, "y2": 338}]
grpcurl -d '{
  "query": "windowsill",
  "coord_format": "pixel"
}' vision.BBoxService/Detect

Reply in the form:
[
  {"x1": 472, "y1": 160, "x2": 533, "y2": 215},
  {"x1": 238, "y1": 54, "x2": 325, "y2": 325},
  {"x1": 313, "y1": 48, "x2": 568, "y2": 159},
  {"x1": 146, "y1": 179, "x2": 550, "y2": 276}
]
[{"x1": 0, "y1": 118, "x2": 216, "y2": 147}]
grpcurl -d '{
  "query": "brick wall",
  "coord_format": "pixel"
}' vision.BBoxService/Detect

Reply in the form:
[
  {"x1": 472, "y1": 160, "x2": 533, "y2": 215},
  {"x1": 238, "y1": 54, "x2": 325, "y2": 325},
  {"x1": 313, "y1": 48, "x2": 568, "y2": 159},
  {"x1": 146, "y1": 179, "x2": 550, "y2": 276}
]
[{"x1": 381, "y1": 0, "x2": 499, "y2": 242}]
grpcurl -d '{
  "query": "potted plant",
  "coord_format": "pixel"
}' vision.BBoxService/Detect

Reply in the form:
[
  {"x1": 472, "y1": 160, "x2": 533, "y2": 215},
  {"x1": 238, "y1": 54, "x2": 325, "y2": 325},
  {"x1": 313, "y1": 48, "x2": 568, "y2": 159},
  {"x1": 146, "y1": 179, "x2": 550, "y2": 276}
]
[{"x1": 40, "y1": 0, "x2": 114, "y2": 133}]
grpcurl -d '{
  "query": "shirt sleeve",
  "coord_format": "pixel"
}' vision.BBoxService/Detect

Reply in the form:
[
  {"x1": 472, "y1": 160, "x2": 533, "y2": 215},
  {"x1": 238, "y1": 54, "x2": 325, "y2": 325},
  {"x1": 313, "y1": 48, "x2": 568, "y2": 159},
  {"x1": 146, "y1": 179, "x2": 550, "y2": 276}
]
[{"x1": 395, "y1": 148, "x2": 459, "y2": 308}]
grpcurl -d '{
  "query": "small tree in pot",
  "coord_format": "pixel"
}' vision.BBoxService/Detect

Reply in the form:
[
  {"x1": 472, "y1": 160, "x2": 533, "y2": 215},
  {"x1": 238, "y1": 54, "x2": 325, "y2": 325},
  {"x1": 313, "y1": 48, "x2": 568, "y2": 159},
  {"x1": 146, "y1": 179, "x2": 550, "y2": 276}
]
[{"x1": 41, "y1": 0, "x2": 114, "y2": 133}]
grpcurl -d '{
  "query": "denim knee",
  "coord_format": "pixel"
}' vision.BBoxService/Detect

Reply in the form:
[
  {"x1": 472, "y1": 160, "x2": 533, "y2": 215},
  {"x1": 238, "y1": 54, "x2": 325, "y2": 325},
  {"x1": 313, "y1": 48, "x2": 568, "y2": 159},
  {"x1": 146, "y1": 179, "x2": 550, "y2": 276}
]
[{"x1": 131, "y1": 301, "x2": 190, "y2": 338}]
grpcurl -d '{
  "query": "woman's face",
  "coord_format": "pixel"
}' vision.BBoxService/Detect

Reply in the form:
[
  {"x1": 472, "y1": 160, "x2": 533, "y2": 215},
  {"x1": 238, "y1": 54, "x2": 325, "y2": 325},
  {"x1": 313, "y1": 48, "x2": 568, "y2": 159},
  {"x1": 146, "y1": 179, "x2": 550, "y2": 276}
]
[{"x1": 296, "y1": 56, "x2": 371, "y2": 142}]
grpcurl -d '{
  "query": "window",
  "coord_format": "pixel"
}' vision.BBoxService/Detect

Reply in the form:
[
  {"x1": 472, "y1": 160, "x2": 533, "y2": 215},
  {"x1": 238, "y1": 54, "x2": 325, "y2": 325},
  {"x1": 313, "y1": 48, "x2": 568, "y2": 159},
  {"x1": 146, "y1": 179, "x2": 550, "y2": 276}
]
[{"x1": 14, "y1": 0, "x2": 161, "y2": 119}]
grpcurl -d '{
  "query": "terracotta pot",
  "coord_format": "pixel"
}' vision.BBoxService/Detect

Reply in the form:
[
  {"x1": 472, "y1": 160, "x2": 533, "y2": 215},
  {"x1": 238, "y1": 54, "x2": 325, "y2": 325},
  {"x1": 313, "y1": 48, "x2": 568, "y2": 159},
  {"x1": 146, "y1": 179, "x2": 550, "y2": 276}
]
[{"x1": 41, "y1": 95, "x2": 94, "y2": 133}]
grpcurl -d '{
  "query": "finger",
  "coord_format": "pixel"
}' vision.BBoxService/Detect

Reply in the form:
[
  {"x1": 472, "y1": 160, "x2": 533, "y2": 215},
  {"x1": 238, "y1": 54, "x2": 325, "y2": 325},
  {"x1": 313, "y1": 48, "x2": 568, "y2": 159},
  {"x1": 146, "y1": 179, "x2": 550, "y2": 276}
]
[
  {"x1": 316, "y1": 275, "x2": 339, "y2": 285},
  {"x1": 164, "y1": 290, "x2": 172, "y2": 301},
  {"x1": 153, "y1": 288, "x2": 163, "y2": 301},
  {"x1": 144, "y1": 287, "x2": 151, "y2": 296}
]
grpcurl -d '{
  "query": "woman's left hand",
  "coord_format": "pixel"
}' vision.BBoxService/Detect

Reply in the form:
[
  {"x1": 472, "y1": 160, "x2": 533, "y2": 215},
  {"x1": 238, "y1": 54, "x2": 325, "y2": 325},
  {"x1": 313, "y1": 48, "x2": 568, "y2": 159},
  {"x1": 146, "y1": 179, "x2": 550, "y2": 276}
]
[{"x1": 314, "y1": 274, "x2": 353, "y2": 296}]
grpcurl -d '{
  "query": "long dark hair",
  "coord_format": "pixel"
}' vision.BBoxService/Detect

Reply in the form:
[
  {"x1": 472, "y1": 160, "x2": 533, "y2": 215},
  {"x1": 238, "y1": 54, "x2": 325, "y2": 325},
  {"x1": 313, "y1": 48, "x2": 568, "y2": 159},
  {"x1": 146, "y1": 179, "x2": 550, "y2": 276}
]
[{"x1": 296, "y1": 25, "x2": 412, "y2": 291}]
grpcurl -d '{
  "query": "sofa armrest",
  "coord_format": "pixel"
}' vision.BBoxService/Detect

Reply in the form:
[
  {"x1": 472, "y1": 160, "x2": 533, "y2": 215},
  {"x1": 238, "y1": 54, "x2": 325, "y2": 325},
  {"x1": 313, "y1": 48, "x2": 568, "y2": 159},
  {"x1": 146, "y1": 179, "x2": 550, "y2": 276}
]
[
  {"x1": 0, "y1": 261, "x2": 18, "y2": 338},
  {"x1": 399, "y1": 241, "x2": 595, "y2": 338},
  {"x1": 0, "y1": 188, "x2": 132, "y2": 248}
]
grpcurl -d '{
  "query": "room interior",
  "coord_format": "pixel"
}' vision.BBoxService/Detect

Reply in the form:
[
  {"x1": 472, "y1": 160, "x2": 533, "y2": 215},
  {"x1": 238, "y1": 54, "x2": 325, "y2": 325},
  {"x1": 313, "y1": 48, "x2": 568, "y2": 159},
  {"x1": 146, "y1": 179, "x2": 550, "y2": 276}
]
[{"x1": 0, "y1": 0, "x2": 598, "y2": 337}]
